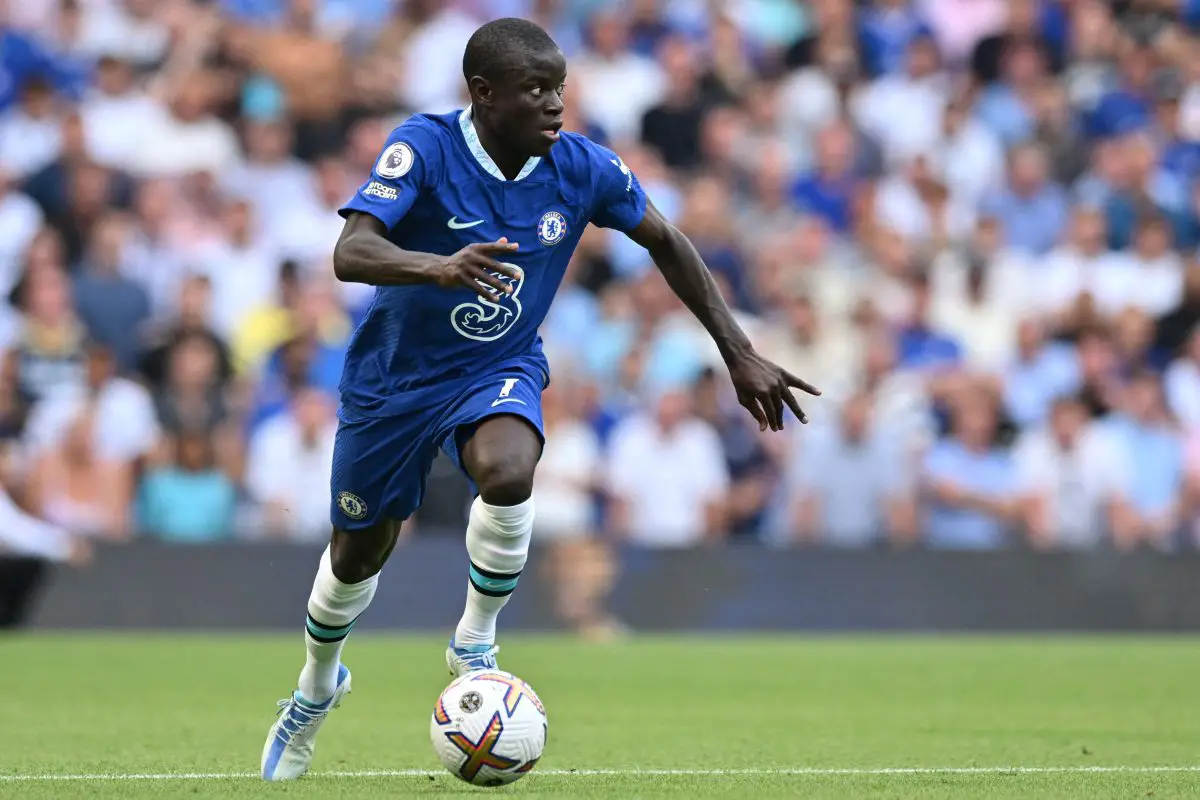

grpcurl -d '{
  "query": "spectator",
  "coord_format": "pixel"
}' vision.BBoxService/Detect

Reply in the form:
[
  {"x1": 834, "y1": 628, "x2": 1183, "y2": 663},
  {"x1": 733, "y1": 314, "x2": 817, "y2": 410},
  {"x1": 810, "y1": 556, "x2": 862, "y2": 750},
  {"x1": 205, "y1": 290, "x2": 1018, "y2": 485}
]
[
  {"x1": 873, "y1": 150, "x2": 975, "y2": 248},
  {"x1": 858, "y1": 0, "x2": 931, "y2": 78},
  {"x1": 245, "y1": 386, "x2": 336, "y2": 541},
  {"x1": 982, "y1": 141, "x2": 1069, "y2": 255},
  {"x1": 934, "y1": 94, "x2": 1006, "y2": 207},
  {"x1": 1015, "y1": 395, "x2": 1134, "y2": 549},
  {"x1": 757, "y1": 293, "x2": 859, "y2": 404},
  {"x1": 222, "y1": 120, "x2": 314, "y2": 226},
  {"x1": 3, "y1": 0, "x2": 1200, "y2": 556},
  {"x1": 0, "y1": 77, "x2": 64, "y2": 179},
  {"x1": 1033, "y1": 78, "x2": 1090, "y2": 186},
  {"x1": 272, "y1": 156, "x2": 354, "y2": 273},
  {"x1": 1112, "y1": 307, "x2": 1157, "y2": 374},
  {"x1": 693, "y1": 367, "x2": 779, "y2": 537},
  {"x1": 1038, "y1": 205, "x2": 1132, "y2": 324},
  {"x1": 1085, "y1": 42, "x2": 1157, "y2": 139},
  {"x1": 1155, "y1": 259, "x2": 1200, "y2": 359},
  {"x1": 852, "y1": 33, "x2": 947, "y2": 164},
  {"x1": 778, "y1": 30, "x2": 852, "y2": 168},
  {"x1": 1002, "y1": 318, "x2": 1082, "y2": 429},
  {"x1": 138, "y1": 431, "x2": 237, "y2": 542},
  {"x1": 1102, "y1": 370, "x2": 1185, "y2": 548},
  {"x1": 1076, "y1": 327, "x2": 1125, "y2": 418},
  {"x1": 1164, "y1": 326, "x2": 1200, "y2": 429},
  {"x1": 929, "y1": 251, "x2": 1017, "y2": 370},
  {"x1": 975, "y1": 38, "x2": 1045, "y2": 147},
  {"x1": 606, "y1": 385, "x2": 729, "y2": 546},
  {"x1": 922, "y1": 388, "x2": 1021, "y2": 549},
  {"x1": 674, "y1": 174, "x2": 753, "y2": 310},
  {"x1": 121, "y1": 179, "x2": 194, "y2": 317},
  {"x1": 574, "y1": 8, "x2": 665, "y2": 143},
  {"x1": 387, "y1": 0, "x2": 479, "y2": 114},
  {"x1": 124, "y1": 71, "x2": 241, "y2": 179},
  {"x1": 8, "y1": 250, "x2": 86, "y2": 402},
  {"x1": 139, "y1": 274, "x2": 233, "y2": 392},
  {"x1": 72, "y1": 213, "x2": 151, "y2": 372},
  {"x1": 231, "y1": 262, "x2": 350, "y2": 378},
  {"x1": 791, "y1": 120, "x2": 861, "y2": 234},
  {"x1": 154, "y1": 331, "x2": 231, "y2": 437},
  {"x1": 894, "y1": 273, "x2": 963, "y2": 373},
  {"x1": 26, "y1": 408, "x2": 132, "y2": 541},
  {"x1": 734, "y1": 140, "x2": 802, "y2": 249},
  {"x1": 24, "y1": 343, "x2": 158, "y2": 465},
  {"x1": 639, "y1": 36, "x2": 706, "y2": 171},
  {"x1": 50, "y1": 160, "x2": 117, "y2": 266},
  {"x1": 1124, "y1": 214, "x2": 1184, "y2": 317},
  {"x1": 79, "y1": 55, "x2": 161, "y2": 171},
  {"x1": 1092, "y1": 132, "x2": 1189, "y2": 251},
  {"x1": 77, "y1": 0, "x2": 171, "y2": 68},
  {"x1": 789, "y1": 389, "x2": 917, "y2": 547},
  {"x1": 194, "y1": 197, "x2": 281, "y2": 340}
]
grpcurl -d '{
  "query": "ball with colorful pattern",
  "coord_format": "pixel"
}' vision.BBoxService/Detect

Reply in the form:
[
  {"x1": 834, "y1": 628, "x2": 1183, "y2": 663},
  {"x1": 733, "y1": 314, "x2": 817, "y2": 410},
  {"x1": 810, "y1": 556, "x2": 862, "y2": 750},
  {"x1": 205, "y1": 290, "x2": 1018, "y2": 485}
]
[{"x1": 430, "y1": 669, "x2": 548, "y2": 786}]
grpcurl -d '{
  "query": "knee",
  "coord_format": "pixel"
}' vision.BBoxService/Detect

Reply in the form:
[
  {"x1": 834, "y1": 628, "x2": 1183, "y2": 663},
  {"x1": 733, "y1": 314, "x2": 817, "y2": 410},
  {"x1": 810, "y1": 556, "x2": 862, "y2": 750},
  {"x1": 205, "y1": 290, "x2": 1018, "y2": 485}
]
[
  {"x1": 329, "y1": 525, "x2": 395, "y2": 584},
  {"x1": 473, "y1": 456, "x2": 536, "y2": 507}
]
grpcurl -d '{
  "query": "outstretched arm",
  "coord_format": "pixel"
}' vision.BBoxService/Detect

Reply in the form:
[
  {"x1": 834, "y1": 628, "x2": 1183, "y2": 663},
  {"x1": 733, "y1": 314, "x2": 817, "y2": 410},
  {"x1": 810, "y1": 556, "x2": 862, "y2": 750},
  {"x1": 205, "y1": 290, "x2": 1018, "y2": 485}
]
[
  {"x1": 625, "y1": 201, "x2": 821, "y2": 429},
  {"x1": 333, "y1": 212, "x2": 519, "y2": 300}
]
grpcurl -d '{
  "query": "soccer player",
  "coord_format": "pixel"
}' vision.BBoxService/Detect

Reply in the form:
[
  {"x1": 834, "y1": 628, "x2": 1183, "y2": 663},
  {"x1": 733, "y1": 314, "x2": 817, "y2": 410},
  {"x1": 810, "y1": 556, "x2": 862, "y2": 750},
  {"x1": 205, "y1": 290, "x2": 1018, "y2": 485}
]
[{"x1": 261, "y1": 17, "x2": 819, "y2": 780}]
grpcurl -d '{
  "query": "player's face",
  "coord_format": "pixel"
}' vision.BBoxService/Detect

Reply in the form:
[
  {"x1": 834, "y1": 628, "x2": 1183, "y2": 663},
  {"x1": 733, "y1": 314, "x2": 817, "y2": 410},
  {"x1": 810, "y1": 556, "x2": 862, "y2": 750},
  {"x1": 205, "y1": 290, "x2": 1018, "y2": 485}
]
[{"x1": 490, "y1": 50, "x2": 567, "y2": 157}]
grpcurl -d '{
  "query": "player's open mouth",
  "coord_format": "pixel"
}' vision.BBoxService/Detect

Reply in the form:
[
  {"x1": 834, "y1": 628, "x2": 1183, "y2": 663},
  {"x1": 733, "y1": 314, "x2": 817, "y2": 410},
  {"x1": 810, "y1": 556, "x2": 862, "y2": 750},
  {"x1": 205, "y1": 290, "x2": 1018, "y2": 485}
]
[{"x1": 541, "y1": 123, "x2": 562, "y2": 142}]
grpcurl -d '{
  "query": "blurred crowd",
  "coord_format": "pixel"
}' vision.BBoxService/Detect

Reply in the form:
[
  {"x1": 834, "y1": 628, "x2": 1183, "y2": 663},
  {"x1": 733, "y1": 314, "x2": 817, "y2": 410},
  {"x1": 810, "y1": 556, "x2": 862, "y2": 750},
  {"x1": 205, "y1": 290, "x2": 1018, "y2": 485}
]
[{"x1": 0, "y1": 0, "x2": 1199, "y2": 585}]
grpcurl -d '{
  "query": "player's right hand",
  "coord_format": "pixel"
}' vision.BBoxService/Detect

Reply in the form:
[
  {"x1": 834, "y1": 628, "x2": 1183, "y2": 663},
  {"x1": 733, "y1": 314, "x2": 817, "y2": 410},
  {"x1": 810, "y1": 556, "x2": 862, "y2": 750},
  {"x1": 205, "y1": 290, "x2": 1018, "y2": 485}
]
[{"x1": 437, "y1": 238, "x2": 521, "y2": 300}]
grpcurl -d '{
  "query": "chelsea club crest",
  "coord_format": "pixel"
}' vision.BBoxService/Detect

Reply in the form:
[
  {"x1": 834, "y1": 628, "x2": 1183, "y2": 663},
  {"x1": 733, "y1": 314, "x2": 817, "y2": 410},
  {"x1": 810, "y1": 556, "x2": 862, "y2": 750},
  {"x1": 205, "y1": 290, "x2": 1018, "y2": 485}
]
[{"x1": 537, "y1": 211, "x2": 566, "y2": 246}]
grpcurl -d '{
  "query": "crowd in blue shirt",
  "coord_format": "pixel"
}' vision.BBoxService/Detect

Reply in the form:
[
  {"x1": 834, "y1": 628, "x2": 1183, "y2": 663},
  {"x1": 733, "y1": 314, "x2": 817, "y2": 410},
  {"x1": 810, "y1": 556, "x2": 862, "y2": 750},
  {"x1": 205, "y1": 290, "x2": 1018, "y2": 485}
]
[{"x1": 0, "y1": 0, "x2": 1199, "y2": 549}]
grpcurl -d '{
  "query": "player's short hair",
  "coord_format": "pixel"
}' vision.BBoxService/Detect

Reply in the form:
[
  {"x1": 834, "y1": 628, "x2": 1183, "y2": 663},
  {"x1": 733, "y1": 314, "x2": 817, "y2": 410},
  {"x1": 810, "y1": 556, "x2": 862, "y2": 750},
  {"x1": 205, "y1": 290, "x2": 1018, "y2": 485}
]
[{"x1": 463, "y1": 18, "x2": 559, "y2": 82}]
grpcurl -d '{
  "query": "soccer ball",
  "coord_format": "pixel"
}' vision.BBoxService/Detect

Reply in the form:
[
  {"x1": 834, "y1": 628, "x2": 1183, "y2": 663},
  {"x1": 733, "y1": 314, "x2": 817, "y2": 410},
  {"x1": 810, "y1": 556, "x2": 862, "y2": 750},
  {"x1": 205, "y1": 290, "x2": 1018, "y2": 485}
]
[{"x1": 429, "y1": 669, "x2": 548, "y2": 786}]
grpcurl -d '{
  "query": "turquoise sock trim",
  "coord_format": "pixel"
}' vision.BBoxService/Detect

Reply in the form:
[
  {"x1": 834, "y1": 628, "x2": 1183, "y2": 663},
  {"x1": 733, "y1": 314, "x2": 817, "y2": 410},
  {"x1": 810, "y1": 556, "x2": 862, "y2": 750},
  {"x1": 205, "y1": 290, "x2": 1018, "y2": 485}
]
[
  {"x1": 306, "y1": 615, "x2": 355, "y2": 641},
  {"x1": 469, "y1": 565, "x2": 520, "y2": 594}
]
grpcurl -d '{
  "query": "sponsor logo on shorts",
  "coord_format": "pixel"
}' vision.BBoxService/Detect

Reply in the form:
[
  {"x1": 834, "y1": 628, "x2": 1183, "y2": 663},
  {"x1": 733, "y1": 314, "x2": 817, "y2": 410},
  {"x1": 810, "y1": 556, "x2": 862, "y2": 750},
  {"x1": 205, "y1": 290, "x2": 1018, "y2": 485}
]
[
  {"x1": 363, "y1": 181, "x2": 398, "y2": 200},
  {"x1": 337, "y1": 491, "x2": 367, "y2": 520}
]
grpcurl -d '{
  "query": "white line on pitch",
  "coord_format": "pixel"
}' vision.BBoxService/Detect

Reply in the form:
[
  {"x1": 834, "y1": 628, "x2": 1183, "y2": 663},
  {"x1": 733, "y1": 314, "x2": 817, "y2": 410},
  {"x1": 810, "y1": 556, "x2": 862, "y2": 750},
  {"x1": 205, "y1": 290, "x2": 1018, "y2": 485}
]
[{"x1": 3, "y1": 766, "x2": 1200, "y2": 781}]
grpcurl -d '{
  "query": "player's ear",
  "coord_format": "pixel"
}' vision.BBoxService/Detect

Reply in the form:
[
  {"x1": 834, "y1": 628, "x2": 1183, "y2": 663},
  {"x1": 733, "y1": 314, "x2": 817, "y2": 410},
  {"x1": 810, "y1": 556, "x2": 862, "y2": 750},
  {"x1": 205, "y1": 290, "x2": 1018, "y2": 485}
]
[{"x1": 467, "y1": 75, "x2": 493, "y2": 108}]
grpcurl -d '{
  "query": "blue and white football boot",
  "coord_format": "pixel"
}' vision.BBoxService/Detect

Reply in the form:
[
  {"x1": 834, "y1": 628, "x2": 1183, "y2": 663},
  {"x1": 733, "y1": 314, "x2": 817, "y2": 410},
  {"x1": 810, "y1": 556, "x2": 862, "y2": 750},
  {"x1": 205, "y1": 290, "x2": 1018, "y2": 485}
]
[
  {"x1": 446, "y1": 638, "x2": 500, "y2": 677},
  {"x1": 261, "y1": 664, "x2": 351, "y2": 780}
]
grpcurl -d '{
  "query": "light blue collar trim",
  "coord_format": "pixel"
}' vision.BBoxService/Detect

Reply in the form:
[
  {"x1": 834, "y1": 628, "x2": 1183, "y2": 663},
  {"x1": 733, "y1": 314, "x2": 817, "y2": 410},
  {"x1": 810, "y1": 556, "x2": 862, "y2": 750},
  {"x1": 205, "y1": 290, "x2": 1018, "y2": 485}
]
[{"x1": 458, "y1": 106, "x2": 540, "y2": 182}]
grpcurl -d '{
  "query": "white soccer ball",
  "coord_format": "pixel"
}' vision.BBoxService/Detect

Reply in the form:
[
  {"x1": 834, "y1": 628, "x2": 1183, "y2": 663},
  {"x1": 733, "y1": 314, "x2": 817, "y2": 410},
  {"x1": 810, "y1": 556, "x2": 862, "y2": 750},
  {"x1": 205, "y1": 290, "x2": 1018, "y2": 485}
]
[{"x1": 429, "y1": 669, "x2": 548, "y2": 786}]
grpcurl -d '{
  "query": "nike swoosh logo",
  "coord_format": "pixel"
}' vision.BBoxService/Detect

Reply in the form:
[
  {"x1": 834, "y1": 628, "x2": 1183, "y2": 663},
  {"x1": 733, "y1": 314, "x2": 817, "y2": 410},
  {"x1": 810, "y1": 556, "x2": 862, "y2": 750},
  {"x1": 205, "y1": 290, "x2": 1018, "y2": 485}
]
[
  {"x1": 448, "y1": 216, "x2": 485, "y2": 229},
  {"x1": 491, "y1": 398, "x2": 527, "y2": 407}
]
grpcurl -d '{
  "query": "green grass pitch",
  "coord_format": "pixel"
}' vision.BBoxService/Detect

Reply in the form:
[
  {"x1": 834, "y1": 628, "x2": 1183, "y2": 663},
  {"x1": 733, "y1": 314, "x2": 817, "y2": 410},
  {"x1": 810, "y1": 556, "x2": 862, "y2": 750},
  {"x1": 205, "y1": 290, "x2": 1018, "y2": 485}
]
[{"x1": 2, "y1": 634, "x2": 1199, "y2": 798}]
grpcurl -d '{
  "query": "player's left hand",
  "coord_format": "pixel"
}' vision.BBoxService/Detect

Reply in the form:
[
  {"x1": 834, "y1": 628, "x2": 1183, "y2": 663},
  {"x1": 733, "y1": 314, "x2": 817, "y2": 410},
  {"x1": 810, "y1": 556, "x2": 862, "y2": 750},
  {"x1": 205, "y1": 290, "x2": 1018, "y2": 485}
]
[{"x1": 725, "y1": 350, "x2": 821, "y2": 431}]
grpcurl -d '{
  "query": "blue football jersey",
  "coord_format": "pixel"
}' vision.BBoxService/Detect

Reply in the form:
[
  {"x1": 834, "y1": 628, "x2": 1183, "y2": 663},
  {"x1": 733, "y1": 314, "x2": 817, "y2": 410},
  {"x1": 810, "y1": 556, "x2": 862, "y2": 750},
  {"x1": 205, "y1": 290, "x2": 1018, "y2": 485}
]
[{"x1": 337, "y1": 107, "x2": 648, "y2": 416}]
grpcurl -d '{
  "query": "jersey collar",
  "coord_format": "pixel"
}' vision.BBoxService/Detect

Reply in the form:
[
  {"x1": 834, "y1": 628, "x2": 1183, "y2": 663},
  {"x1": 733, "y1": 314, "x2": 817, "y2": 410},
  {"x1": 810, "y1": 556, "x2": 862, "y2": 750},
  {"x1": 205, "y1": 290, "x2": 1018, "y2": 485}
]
[{"x1": 458, "y1": 106, "x2": 541, "y2": 182}]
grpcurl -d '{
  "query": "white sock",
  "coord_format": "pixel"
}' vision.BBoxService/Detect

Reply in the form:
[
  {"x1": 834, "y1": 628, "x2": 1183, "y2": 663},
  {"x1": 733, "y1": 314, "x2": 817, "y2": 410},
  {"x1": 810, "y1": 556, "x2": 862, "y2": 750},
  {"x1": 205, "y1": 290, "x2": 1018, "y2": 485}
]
[
  {"x1": 297, "y1": 546, "x2": 378, "y2": 703},
  {"x1": 454, "y1": 496, "x2": 534, "y2": 647}
]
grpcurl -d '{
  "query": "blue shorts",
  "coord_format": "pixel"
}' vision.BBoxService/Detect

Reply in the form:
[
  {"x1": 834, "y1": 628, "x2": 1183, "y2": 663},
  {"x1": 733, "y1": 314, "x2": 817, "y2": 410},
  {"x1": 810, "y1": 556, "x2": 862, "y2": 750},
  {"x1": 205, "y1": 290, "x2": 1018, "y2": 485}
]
[{"x1": 330, "y1": 360, "x2": 546, "y2": 529}]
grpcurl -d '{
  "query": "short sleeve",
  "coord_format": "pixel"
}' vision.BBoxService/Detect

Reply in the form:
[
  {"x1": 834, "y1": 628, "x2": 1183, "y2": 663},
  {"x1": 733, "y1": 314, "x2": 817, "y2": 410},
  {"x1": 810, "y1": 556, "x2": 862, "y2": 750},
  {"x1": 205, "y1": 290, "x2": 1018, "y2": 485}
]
[
  {"x1": 339, "y1": 120, "x2": 440, "y2": 231},
  {"x1": 587, "y1": 143, "x2": 649, "y2": 233}
]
